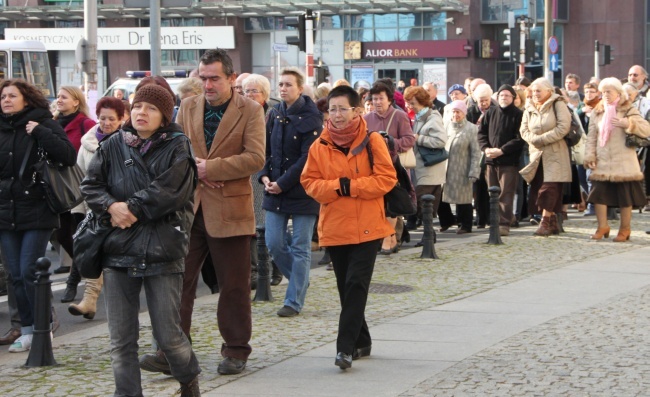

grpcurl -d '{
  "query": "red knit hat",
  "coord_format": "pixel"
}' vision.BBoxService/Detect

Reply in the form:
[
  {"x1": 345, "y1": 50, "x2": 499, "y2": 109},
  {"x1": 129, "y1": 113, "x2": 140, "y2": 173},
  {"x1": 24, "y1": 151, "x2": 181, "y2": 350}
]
[{"x1": 132, "y1": 84, "x2": 175, "y2": 126}]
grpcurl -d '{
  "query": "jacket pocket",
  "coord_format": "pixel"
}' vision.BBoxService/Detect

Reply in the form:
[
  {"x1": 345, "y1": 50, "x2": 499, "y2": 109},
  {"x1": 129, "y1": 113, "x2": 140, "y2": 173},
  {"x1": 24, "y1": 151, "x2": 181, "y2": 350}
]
[{"x1": 222, "y1": 179, "x2": 254, "y2": 222}]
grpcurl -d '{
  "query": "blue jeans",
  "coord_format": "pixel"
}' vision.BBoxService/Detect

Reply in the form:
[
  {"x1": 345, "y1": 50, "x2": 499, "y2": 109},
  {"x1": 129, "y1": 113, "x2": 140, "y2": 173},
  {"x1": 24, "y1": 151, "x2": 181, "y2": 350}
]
[
  {"x1": 103, "y1": 268, "x2": 200, "y2": 397},
  {"x1": 265, "y1": 211, "x2": 316, "y2": 312},
  {"x1": 0, "y1": 229, "x2": 52, "y2": 334}
]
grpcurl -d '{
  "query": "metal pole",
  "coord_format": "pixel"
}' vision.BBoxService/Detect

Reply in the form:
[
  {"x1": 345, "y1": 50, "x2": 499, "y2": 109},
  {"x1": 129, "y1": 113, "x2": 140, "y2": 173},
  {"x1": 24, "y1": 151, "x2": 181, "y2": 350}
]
[
  {"x1": 420, "y1": 194, "x2": 439, "y2": 259},
  {"x1": 83, "y1": 0, "x2": 98, "y2": 111},
  {"x1": 253, "y1": 226, "x2": 273, "y2": 301},
  {"x1": 149, "y1": 0, "x2": 161, "y2": 76},
  {"x1": 544, "y1": 0, "x2": 553, "y2": 81},
  {"x1": 487, "y1": 186, "x2": 503, "y2": 245},
  {"x1": 594, "y1": 40, "x2": 600, "y2": 81},
  {"x1": 305, "y1": 10, "x2": 314, "y2": 88},
  {"x1": 25, "y1": 258, "x2": 57, "y2": 367},
  {"x1": 518, "y1": 17, "x2": 527, "y2": 79}
]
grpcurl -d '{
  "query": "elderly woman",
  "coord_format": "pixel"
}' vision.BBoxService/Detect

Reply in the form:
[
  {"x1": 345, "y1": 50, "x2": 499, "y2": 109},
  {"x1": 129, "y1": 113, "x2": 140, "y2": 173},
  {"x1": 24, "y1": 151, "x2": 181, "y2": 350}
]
[
  {"x1": 0, "y1": 79, "x2": 76, "y2": 352},
  {"x1": 584, "y1": 77, "x2": 650, "y2": 241},
  {"x1": 403, "y1": 86, "x2": 446, "y2": 234},
  {"x1": 66, "y1": 97, "x2": 126, "y2": 320},
  {"x1": 176, "y1": 77, "x2": 203, "y2": 101},
  {"x1": 439, "y1": 100, "x2": 482, "y2": 233},
  {"x1": 520, "y1": 77, "x2": 573, "y2": 236},
  {"x1": 81, "y1": 85, "x2": 201, "y2": 395},
  {"x1": 301, "y1": 85, "x2": 396, "y2": 369},
  {"x1": 243, "y1": 73, "x2": 273, "y2": 116},
  {"x1": 364, "y1": 81, "x2": 415, "y2": 253}
]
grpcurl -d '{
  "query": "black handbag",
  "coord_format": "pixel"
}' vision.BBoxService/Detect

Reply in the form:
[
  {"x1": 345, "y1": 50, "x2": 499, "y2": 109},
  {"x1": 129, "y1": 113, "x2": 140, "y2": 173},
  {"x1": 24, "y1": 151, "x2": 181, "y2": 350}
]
[
  {"x1": 552, "y1": 99, "x2": 583, "y2": 147},
  {"x1": 418, "y1": 146, "x2": 449, "y2": 167},
  {"x1": 19, "y1": 140, "x2": 84, "y2": 214},
  {"x1": 74, "y1": 212, "x2": 113, "y2": 279},
  {"x1": 625, "y1": 134, "x2": 650, "y2": 148},
  {"x1": 366, "y1": 132, "x2": 417, "y2": 216}
]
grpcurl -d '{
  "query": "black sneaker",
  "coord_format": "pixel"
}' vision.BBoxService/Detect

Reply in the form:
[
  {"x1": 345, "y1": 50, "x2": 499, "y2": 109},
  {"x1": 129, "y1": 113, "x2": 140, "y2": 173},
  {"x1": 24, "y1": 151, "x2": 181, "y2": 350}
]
[
  {"x1": 60, "y1": 285, "x2": 77, "y2": 303},
  {"x1": 277, "y1": 305, "x2": 299, "y2": 317},
  {"x1": 217, "y1": 357, "x2": 246, "y2": 375},
  {"x1": 335, "y1": 352, "x2": 352, "y2": 369},
  {"x1": 352, "y1": 345, "x2": 371, "y2": 360}
]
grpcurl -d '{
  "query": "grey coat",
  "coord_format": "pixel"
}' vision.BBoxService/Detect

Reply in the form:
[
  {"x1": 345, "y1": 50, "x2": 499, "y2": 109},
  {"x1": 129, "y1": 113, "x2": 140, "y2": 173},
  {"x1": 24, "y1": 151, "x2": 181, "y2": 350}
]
[
  {"x1": 414, "y1": 108, "x2": 447, "y2": 186},
  {"x1": 442, "y1": 120, "x2": 481, "y2": 204}
]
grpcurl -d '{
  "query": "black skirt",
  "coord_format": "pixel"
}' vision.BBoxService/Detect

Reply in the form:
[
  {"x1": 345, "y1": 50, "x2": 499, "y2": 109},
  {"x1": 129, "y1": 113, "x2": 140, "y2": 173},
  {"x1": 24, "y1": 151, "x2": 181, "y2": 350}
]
[{"x1": 587, "y1": 180, "x2": 646, "y2": 208}]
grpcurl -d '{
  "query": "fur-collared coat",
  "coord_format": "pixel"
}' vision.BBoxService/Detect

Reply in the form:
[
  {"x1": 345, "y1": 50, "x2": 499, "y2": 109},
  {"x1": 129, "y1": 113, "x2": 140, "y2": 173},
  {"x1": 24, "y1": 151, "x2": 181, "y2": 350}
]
[
  {"x1": 519, "y1": 93, "x2": 572, "y2": 184},
  {"x1": 584, "y1": 99, "x2": 650, "y2": 182}
]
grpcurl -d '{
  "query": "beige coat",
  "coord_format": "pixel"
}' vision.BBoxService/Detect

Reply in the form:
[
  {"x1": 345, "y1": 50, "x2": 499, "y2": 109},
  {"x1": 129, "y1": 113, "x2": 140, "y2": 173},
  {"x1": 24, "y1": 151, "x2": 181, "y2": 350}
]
[
  {"x1": 584, "y1": 99, "x2": 650, "y2": 182},
  {"x1": 413, "y1": 108, "x2": 447, "y2": 186},
  {"x1": 519, "y1": 93, "x2": 572, "y2": 183},
  {"x1": 176, "y1": 92, "x2": 266, "y2": 238}
]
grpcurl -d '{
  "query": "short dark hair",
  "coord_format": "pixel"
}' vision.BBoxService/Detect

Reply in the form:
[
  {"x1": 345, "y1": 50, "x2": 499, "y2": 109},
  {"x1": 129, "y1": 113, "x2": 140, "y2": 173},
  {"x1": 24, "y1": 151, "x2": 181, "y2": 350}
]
[
  {"x1": 369, "y1": 82, "x2": 393, "y2": 103},
  {"x1": 376, "y1": 78, "x2": 395, "y2": 93},
  {"x1": 199, "y1": 48, "x2": 235, "y2": 77},
  {"x1": 328, "y1": 85, "x2": 360, "y2": 108},
  {"x1": 566, "y1": 73, "x2": 581, "y2": 85},
  {"x1": 96, "y1": 96, "x2": 126, "y2": 119},
  {"x1": 0, "y1": 79, "x2": 50, "y2": 110},
  {"x1": 515, "y1": 76, "x2": 531, "y2": 87},
  {"x1": 315, "y1": 97, "x2": 329, "y2": 114}
]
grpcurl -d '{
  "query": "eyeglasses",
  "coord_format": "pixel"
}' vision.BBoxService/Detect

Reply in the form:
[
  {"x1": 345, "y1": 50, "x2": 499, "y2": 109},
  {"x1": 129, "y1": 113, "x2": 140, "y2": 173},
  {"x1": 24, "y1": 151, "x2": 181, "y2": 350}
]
[
  {"x1": 244, "y1": 89, "x2": 261, "y2": 94},
  {"x1": 327, "y1": 107, "x2": 355, "y2": 114}
]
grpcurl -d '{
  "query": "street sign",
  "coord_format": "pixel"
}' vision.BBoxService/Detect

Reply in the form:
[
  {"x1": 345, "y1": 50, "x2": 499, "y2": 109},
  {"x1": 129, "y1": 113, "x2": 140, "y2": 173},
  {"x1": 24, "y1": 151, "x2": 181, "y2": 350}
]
[
  {"x1": 550, "y1": 53, "x2": 559, "y2": 72},
  {"x1": 273, "y1": 43, "x2": 289, "y2": 52},
  {"x1": 548, "y1": 36, "x2": 559, "y2": 55}
]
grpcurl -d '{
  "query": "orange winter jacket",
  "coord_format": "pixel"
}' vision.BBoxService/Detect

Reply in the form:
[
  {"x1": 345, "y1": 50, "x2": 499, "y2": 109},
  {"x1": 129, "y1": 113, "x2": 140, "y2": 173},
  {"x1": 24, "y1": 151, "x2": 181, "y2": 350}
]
[{"x1": 301, "y1": 118, "x2": 397, "y2": 247}]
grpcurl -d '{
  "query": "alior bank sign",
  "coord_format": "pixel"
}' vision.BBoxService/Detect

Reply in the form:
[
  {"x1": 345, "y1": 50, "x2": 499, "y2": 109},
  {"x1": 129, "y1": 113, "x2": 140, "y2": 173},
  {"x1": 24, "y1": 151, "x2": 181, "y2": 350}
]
[{"x1": 5, "y1": 26, "x2": 235, "y2": 51}]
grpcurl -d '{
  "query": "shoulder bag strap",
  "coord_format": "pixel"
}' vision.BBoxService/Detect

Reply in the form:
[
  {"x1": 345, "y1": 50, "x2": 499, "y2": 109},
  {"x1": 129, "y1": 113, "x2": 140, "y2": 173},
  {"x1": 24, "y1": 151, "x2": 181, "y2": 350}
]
[
  {"x1": 385, "y1": 110, "x2": 397, "y2": 134},
  {"x1": 18, "y1": 139, "x2": 35, "y2": 182}
]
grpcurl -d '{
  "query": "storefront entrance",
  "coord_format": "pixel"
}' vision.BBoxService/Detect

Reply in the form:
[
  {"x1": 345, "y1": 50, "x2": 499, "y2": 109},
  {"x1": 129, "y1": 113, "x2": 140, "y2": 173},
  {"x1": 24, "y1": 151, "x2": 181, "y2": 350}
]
[{"x1": 376, "y1": 65, "x2": 421, "y2": 87}]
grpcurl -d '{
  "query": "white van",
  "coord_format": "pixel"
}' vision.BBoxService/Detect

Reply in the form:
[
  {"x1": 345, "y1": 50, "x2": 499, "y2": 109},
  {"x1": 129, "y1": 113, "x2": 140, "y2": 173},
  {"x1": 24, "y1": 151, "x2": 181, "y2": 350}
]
[{"x1": 0, "y1": 40, "x2": 55, "y2": 100}]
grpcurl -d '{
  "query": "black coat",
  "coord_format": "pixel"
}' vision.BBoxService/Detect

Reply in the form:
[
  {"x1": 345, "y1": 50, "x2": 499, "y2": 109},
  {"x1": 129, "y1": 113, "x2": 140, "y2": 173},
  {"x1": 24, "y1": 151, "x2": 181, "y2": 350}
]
[
  {"x1": 0, "y1": 107, "x2": 76, "y2": 231},
  {"x1": 81, "y1": 125, "x2": 197, "y2": 276},
  {"x1": 477, "y1": 103, "x2": 524, "y2": 166},
  {"x1": 260, "y1": 95, "x2": 322, "y2": 215}
]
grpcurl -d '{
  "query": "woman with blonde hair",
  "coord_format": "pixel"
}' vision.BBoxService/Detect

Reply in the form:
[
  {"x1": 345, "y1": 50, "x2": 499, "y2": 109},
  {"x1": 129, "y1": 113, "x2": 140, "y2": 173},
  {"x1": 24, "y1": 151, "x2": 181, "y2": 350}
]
[
  {"x1": 584, "y1": 77, "x2": 650, "y2": 241},
  {"x1": 53, "y1": 86, "x2": 97, "y2": 278},
  {"x1": 519, "y1": 77, "x2": 572, "y2": 236}
]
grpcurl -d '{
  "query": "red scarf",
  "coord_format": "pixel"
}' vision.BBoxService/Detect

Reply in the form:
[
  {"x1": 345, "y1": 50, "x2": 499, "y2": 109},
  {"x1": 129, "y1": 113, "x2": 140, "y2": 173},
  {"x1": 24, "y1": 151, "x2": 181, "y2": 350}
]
[{"x1": 327, "y1": 117, "x2": 361, "y2": 148}]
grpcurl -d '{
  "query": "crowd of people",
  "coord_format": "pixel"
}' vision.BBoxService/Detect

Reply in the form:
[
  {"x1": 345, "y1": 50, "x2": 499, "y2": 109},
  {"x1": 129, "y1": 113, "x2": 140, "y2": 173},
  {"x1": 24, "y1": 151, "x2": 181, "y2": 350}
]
[{"x1": 1, "y1": 50, "x2": 650, "y2": 396}]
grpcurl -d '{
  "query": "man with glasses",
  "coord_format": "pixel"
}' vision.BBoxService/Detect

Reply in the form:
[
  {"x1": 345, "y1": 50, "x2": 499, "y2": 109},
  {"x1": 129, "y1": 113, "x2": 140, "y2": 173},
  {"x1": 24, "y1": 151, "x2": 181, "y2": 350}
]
[
  {"x1": 233, "y1": 72, "x2": 251, "y2": 96},
  {"x1": 628, "y1": 65, "x2": 650, "y2": 97},
  {"x1": 477, "y1": 84, "x2": 524, "y2": 236}
]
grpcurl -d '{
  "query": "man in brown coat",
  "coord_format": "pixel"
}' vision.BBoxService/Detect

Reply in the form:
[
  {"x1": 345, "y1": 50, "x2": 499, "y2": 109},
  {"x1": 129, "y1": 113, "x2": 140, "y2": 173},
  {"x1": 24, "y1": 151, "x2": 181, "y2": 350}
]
[{"x1": 139, "y1": 49, "x2": 266, "y2": 376}]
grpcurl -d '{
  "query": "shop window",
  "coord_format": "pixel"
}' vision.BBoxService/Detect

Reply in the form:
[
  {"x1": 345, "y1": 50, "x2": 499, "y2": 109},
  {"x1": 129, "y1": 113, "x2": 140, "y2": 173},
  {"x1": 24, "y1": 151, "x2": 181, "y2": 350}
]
[
  {"x1": 161, "y1": 17, "x2": 203, "y2": 68},
  {"x1": 375, "y1": 28, "x2": 398, "y2": 42},
  {"x1": 482, "y1": 0, "x2": 566, "y2": 23},
  {"x1": 423, "y1": 27, "x2": 446, "y2": 41},
  {"x1": 56, "y1": 20, "x2": 84, "y2": 28},
  {"x1": 400, "y1": 28, "x2": 421, "y2": 41},
  {"x1": 344, "y1": 15, "x2": 374, "y2": 29},
  {"x1": 399, "y1": 13, "x2": 420, "y2": 27},
  {"x1": 245, "y1": 17, "x2": 274, "y2": 31},
  {"x1": 374, "y1": 14, "x2": 398, "y2": 28},
  {"x1": 344, "y1": 29, "x2": 374, "y2": 42},
  {"x1": 319, "y1": 15, "x2": 342, "y2": 29}
]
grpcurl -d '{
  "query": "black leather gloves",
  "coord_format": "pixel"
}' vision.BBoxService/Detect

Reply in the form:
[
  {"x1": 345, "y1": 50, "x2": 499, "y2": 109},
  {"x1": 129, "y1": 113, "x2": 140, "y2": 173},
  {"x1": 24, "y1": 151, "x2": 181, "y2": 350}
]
[{"x1": 337, "y1": 177, "x2": 351, "y2": 197}]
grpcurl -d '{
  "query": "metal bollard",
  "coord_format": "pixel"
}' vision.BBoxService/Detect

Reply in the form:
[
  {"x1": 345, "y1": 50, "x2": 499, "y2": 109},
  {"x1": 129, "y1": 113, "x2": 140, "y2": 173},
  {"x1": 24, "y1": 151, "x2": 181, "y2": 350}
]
[
  {"x1": 26, "y1": 257, "x2": 57, "y2": 367},
  {"x1": 487, "y1": 186, "x2": 503, "y2": 245},
  {"x1": 253, "y1": 226, "x2": 273, "y2": 302},
  {"x1": 420, "y1": 194, "x2": 439, "y2": 259}
]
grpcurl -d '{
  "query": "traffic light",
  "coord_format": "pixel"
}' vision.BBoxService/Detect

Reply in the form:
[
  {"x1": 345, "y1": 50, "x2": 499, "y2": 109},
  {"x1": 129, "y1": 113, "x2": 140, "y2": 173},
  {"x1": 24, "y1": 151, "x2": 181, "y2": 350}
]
[
  {"x1": 503, "y1": 26, "x2": 520, "y2": 62},
  {"x1": 285, "y1": 15, "x2": 306, "y2": 52},
  {"x1": 599, "y1": 45, "x2": 612, "y2": 66},
  {"x1": 525, "y1": 39, "x2": 536, "y2": 63}
]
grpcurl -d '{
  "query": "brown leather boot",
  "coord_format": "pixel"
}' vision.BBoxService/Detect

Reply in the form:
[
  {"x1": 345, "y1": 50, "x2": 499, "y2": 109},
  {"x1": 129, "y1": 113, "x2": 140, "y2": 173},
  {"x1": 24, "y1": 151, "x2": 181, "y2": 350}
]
[
  {"x1": 549, "y1": 214, "x2": 561, "y2": 235},
  {"x1": 533, "y1": 216, "x2": 553, "y2": 237}
]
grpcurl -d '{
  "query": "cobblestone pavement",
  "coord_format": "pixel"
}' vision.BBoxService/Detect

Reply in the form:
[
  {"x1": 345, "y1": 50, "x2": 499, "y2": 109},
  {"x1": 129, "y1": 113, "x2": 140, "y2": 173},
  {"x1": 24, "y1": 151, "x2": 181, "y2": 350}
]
[{"x1": 0, "y1": 214, "x2": 649, "y2": 396}]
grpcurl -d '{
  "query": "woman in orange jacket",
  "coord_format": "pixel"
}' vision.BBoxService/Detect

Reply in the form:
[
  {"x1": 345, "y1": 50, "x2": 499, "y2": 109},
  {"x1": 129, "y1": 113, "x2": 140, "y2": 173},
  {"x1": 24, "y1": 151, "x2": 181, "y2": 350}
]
[{"x1": 301, "y1": 85, "x2": 397, "y2": 370}]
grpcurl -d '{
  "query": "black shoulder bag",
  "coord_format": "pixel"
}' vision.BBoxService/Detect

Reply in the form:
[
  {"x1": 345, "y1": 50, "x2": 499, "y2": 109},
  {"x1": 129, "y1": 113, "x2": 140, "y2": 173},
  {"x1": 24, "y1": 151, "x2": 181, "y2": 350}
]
[{"x1": 552, "y1": 99, "x2": 583, "y2": 147}]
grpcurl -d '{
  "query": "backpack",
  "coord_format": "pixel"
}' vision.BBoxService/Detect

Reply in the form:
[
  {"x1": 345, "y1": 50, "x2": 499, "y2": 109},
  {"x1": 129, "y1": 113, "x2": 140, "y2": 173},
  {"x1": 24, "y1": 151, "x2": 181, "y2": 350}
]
[{"x1": 552, "y1": 99, "x2": 583, "y2": 147}]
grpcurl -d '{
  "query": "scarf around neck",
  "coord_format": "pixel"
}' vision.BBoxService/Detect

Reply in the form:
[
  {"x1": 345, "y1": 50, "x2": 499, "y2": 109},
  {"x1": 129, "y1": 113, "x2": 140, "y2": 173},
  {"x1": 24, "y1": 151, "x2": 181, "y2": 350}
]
[
  {"x1": 327, "y1": 117, "x2": 361, "y2": 148},
  {"x1": 122, "y1": 129, "x2": 169, "y2": 155},
  {"x1": 599, "y1": 98, "x2": 620, "y2": 147}
]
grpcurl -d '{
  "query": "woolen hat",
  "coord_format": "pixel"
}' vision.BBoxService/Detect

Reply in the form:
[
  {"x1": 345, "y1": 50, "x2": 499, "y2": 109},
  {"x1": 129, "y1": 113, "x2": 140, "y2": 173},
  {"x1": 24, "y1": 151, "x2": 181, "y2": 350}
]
[
  {"x1": 447, "y1": 83, "x2": 467, "y2": 97},
  {"x1": 497, "y1": 84, "x2": 517, "y2": 98},
  {"x1": 132, "y1": 84, "x2": 175, "y2": 126},
  {"x1": 450, "y1": 100, "x2": 468, "y2": 115}
]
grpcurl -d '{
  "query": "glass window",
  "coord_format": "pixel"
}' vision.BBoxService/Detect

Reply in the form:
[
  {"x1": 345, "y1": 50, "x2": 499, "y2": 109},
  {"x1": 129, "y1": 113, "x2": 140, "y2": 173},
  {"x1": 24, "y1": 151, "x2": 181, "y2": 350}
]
[
  {"x1": 11, "y1": 51, "x2": 26, "y2": 80},
  {"x1": 399, "y1": 13, "x2": 420, "y2": 27},
  {"x1": 423, "y1": 27, "x2": 446, "y2": 41},
  {"x1": 161, "y1": 18, "x2": 203, "y2": 68},
  {"x1": 400, "y1": 28, "x2": 421, "y2": 41},
  {"x1": 56, "y1": 20, "x2": 84, "y2": 28},
  {"x1": 320, "y1": 15, "x2": 342, "y2": 29},
  {"x1": 482, "y1": 0, "x2": 503, "y2": 21},
  {"x1": 423, "y1": 12, "x2": 446, "y2": 26},
  {"x1": 245, "y1": 17, "x2": 275, "y2": 31},
  {"x1": 344, "y1": 29, "x2": 374, "y2": 42},
  {"x1": 344, "y1": 15, "x2": 373, "y2": 29},
  {"x1": 374, "y1": 14, "x2": 398, "y2": 28},
  {"x1": 375, "y1": 28, "x2": 398, "y2": 42},
  {"x1": 0, "y1": 52, "x2": 6, "y2": 81}
]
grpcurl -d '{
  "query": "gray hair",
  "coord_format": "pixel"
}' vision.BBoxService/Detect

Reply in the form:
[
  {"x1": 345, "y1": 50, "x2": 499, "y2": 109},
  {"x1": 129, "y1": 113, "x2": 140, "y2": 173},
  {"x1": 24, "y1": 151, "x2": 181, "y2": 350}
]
[
  {"x1": 598, "y1": 77, "x2": 624, "y2": 97},
  {"x1": 473, "y1": 83, "x2": 493, "y2": 99},
  {"x1": 530, "y1": 77, "x2": 554, "y2": 94},
  {"x1": 242, "y1": 73, "x2": 271, "y2": 102},
  {"x1": 176, "y1": 77, "x2": 203, "y2": 97}
]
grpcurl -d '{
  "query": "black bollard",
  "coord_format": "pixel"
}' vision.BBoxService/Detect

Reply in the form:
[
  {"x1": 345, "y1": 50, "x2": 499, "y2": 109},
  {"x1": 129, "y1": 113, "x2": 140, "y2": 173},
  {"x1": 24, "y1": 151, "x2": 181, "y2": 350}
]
[
  {"x1": 487, "y1": 186, "x2": 503, "y2": 245},
  {"x1": 26, "y1": 257, "x2": 57, "y2": 367},
  {"x1": 556, "y1": 213, "x2": 565, "y2": 233},
  {"x1": 253, "y1": 226, "x2": 273, "y2": 302},
  {"x1": 420, "y1": 194, "x2": 439, "y2": 259}
]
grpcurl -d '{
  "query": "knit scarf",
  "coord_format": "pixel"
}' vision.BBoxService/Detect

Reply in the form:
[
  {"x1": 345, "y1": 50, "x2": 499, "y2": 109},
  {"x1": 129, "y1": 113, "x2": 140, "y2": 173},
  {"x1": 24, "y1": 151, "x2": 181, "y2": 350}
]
[
  {"x1": 599, "y1": 98, "x2": 620, "y2": 147},
  {"x1": 57, "y1": 111, "x2": 79, "y2": 129},
  {"x1": 122, "y1": 129, "x2": 169, "y2": 155},
  {"x1": 95, "y1": 126, "x2": 117, "y2": 143},
  {"x1": 327, "y1": 117, "x2": 361, "y2": 148}
]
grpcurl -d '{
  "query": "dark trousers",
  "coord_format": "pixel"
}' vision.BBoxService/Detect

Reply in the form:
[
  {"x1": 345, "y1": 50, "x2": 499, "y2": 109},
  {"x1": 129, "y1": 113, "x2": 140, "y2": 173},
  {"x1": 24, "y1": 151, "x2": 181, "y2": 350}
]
[
  {"x1": 329, "y1": 239, "x2": 382, "y2": 355},
  {"x1": 179, "y1": 207, "x2": 252, "y2": 361},
  {"x1": 528, "y1": 162, "x2": 564, "y2": 214},
  {"x1": 475, "y1": 170, "x2": 490, "y2": 226},
  {"x1": 58, "y1": 212, "x2": 84, "y2": 287},
  {"x1": 438, "y1": 202, "x2": 473, "y2": 231},
  {"x1": 486, "y1": 164, "x2": 519, "y2": 227},
  {"x1": 415, "y1": 184, "x2": 442, "y2": 218}
]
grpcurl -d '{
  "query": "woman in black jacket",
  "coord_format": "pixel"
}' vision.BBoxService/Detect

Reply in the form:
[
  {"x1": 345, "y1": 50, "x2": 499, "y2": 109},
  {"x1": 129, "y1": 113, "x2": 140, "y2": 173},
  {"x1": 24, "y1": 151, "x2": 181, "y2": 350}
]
[
  {"x1": 0, "y1": 79, "x2": 76, "y2": 353},
  {"x1": 81, "y1": 85, "x2": 201, "y2": 396}
]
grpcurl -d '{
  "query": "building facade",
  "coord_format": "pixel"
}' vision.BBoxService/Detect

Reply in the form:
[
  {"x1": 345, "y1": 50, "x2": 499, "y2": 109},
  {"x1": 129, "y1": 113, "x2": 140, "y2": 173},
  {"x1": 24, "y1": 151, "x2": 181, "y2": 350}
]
[{"x1": 0, "y1": 0, "x2": 647, "y2": 97}]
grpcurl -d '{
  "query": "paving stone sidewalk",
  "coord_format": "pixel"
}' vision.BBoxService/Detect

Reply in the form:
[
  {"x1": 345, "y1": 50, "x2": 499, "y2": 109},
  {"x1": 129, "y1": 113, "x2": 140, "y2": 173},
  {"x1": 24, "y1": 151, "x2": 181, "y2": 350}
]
[{"x1": 0, "y1": 215, "x2": 648, "y2": 396}]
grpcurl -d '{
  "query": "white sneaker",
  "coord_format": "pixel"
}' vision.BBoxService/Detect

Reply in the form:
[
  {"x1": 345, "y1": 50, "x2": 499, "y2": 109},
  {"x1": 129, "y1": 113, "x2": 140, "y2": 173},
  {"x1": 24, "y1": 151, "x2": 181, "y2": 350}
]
[{"x1": 9, "y1": 334, "x2": 33, "y2": 353}]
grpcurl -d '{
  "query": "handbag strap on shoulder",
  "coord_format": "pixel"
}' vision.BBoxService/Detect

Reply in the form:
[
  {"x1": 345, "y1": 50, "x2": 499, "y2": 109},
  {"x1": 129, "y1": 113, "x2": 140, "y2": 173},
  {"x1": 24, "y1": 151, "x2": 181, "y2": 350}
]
[{"x1": 18, "y1": 139, "x2": 34, "y2": 182}]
